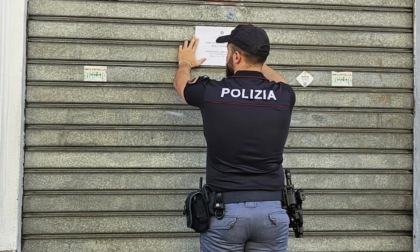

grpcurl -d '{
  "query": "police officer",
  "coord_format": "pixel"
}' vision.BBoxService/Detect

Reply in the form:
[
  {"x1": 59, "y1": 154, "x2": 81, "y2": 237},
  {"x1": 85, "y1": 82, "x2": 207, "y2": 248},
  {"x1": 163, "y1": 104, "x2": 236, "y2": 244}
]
[{"x1": 173, "y1": 24, "x2": 295, "y2": 252}]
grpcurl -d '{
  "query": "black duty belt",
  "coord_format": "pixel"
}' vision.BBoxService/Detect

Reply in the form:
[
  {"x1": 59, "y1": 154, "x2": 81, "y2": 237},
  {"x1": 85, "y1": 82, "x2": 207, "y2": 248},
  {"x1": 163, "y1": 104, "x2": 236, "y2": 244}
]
[{"x1": 221, "y1": 190, "x2": 283, "y2": 204}]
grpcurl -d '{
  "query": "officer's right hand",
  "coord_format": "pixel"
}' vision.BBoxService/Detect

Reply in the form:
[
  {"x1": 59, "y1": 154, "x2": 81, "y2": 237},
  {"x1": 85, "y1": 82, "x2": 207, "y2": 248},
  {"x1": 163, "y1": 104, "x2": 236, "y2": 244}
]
[{"x1": 178, "y1": 36, "x2": 206, "y2": 68}]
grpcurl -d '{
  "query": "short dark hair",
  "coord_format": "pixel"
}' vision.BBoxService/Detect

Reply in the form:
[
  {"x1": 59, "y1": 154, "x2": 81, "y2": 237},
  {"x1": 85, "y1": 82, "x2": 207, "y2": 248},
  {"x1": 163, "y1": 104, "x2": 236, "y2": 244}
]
[{"x1": 230, "y1": 44, "x2": 267, "y2": 65}]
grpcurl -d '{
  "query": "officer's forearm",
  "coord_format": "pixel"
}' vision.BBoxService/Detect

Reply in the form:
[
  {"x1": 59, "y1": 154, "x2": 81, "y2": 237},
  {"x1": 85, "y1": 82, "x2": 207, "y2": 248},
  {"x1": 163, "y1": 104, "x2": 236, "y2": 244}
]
[
  {"x1": 262, "y1": 64, "x2": 287, "y2": 83},
  {"x1": 173, "y1": 63, "x2": 192, "y2": 102}
]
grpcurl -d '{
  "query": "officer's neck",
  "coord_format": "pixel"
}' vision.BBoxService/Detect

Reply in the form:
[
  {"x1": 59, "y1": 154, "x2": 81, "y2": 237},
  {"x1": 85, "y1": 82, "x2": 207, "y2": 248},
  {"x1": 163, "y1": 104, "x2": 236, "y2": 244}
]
[{"x1": 234, "y1": 61, "x2": 263, "y2": 73}]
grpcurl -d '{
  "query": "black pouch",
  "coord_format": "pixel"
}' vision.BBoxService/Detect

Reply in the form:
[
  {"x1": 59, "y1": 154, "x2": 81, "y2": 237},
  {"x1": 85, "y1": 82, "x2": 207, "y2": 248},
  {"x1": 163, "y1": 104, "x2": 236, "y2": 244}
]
[{"x1": 183, "y1": 178, "x2": 211, "y2": 233}]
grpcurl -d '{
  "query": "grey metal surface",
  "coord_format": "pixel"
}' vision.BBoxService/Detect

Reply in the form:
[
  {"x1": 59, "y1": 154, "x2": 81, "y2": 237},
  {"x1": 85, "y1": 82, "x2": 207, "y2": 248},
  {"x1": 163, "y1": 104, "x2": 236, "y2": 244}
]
[
  {"x1": 413, "y1": 0, "x2": 419, "y2": 251},
  {"x1": 23, "y1": 0, "x2": 414, "y2": 251},
  {"x1": 26, "y1": 65, "x2": 415, "y2": 88},
  {"x1": 24, "y1": 151, "x2": 412, "y2": 170},
  {"x1": 24, "y1": 129, "x2": 413, "y2": 149},
  {"x1": 27, "y1": 42, "x2": 413, "y2": 68},
  {"x1": 26, "y1": 86, "x2": 414, "y2": 108},
  {"x1": 28, "y1": 0, "x2": 413, "y2": 28},
  {"x1": 21, "y1": 236, "x2": 413, "y2": 252},
  {"x1": 23, "y1": 193, "x2": 413, "y2": 212},
  {"x1": 23, "y1": 173, "x2": 412, "y2": 190},
  {"x1": 214, "y1": 0, "x2": 413, "y2": 7},
  {"x1": 28, "y1": 21, "x2": 414, "y2": 48},
  {"x1": 22, "y1": 215, "x2": 412, "y2": 234},
  {"x1": 25, "y1": 107, "x2": 414, "y2": 129}
]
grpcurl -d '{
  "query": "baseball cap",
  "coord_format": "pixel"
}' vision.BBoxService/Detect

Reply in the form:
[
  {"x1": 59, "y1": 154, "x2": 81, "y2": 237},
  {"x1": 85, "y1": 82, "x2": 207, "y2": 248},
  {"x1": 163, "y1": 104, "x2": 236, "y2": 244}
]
[{"x1": 216, "y1": 24, "x2": 270, "y2": 57}]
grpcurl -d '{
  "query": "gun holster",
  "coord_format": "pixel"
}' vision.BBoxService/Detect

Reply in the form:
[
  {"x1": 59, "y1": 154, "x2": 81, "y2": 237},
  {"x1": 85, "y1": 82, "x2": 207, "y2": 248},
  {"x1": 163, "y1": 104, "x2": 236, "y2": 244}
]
[
  {"x1": 183, "y1": 178, "x2": 217, "y2": 233},
  {"x1": 283, "y1": 169, "x2": 306, "y2": 238}
]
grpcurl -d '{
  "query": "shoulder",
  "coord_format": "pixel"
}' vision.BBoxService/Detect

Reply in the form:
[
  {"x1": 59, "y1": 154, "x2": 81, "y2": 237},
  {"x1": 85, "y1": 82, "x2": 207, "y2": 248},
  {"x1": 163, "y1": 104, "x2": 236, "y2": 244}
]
[
  {"x1": 273, "y1": 82, "x2": 295, "y2": 102},
  {"x1": 272, "y1": 81, "x2": 294, "y2": 91},
  {"x1": 187, "y1": 75, "x2": 211, "y2": 86},
  {"x1": 184, "y1": 76, "x2": 215, "y2": 107},
  {"x1": 185, "y1": 75, "x2": 223, "y2": 92},
  {"x1": 279, "y1": 82, "x2": 294, "y2": 91}
]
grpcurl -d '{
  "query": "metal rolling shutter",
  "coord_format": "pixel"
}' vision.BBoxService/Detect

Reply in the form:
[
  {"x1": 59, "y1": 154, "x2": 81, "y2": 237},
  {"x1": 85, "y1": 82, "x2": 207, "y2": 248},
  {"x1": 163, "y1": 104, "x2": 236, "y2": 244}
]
[{"x1": 23, "y1": 0, "x2": 414, "y2": 251}]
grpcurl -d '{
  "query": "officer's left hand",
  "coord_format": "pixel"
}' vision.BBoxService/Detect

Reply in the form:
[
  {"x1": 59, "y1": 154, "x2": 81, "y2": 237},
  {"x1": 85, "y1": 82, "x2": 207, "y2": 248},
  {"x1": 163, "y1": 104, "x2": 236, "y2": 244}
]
[{"x1": 178, "y1": 36, "x2": 206, "y2": 68}]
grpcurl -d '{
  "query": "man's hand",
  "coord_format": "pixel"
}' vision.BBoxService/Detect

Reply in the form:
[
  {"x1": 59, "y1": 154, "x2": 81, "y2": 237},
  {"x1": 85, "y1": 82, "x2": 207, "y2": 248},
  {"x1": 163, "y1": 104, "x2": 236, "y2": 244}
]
[
  {"x1": 178, "y1": 36, "x2": 206, "y2": 68},
  {"x1": 173, "y1": 36, "x2": 206, "y2": 102}
]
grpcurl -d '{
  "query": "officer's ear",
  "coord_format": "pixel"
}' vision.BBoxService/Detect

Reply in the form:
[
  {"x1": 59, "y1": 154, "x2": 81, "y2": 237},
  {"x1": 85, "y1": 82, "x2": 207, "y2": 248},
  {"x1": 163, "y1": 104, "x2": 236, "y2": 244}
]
[{"x1": 233, "y1": 51, "x2": 242, "y2": 64}]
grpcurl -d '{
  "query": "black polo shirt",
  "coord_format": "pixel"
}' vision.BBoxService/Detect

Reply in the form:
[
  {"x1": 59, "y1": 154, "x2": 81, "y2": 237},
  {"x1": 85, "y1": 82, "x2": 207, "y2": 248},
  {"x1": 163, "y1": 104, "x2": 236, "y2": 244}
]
[{"x1": 184, "y1": 70, "x2": 295, "y2": 192}]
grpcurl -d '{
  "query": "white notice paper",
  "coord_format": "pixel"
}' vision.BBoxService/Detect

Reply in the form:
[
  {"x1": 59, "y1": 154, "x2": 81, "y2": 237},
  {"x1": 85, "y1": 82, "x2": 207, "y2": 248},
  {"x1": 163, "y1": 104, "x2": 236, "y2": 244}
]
[
  {"x1": 84, "y1": 66, "x2": 107, "y2": 82},
  {"x1": 195, "y1": 26, "x2": 235, "y2": 66},
  {"x1": 332, "y1": 71, "x2": 352, "y2": 87}
]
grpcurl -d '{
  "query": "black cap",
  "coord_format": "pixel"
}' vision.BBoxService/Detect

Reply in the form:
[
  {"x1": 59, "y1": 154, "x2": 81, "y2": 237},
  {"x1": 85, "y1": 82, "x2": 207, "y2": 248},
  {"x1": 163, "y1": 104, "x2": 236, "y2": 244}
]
[{"x1": 216, "y1": 24, "x2": 270, "y2": 57}]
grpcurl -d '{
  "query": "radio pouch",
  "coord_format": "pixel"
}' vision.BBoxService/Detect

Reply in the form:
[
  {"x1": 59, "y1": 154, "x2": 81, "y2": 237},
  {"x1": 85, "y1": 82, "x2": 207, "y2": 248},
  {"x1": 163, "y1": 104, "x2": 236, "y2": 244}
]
[{"x1": 183, "y1": 178, "x2": 210, "y2": 233}]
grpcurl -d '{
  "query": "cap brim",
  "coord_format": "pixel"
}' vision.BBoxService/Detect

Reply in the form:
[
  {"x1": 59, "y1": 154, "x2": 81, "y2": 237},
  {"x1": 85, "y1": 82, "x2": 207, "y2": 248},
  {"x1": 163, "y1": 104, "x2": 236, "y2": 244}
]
[{"x1": 216, "y1": 35, "x2": 231, "y2": 43}]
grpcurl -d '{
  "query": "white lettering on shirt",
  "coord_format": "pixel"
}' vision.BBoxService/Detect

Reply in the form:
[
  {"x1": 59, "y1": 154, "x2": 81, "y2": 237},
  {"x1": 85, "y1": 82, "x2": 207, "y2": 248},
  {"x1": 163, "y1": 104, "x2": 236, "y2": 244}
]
[
  {"x1": 221, "y1": 88, "x2": 230, "y2": 97},
  {"x1": 220, "y1": 88, "x2": 277, "y2": 101}
]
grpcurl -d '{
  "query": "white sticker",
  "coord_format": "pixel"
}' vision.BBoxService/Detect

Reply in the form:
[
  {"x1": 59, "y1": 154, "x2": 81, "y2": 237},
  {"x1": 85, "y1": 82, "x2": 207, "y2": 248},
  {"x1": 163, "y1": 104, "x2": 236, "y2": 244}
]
[
  {"x1": 296, "y1": 71, "x2": 314, "y2": 87},
  {"x1": 195, "y1": 26, "x2": 235, "y2": 66},
  {"x1": 84, "y1": 66, "x2": 107, "y2": 82},
  {"x1": 332, "y1": 71, "x2": 352, "y2": 87}
]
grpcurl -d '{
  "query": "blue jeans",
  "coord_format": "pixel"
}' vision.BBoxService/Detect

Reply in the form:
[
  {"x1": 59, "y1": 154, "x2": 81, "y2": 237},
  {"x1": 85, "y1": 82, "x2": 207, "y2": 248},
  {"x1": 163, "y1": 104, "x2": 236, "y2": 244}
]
[{"x1": 200, "y1": 201, "x2": 289, "y2": 252}]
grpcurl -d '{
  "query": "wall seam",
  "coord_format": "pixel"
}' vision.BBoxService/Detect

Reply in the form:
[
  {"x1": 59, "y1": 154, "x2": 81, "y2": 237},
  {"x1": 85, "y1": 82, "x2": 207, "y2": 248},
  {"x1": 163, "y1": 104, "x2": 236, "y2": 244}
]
[{"x1": 0, "y1": 0, "x2": 27, "y2": 251}]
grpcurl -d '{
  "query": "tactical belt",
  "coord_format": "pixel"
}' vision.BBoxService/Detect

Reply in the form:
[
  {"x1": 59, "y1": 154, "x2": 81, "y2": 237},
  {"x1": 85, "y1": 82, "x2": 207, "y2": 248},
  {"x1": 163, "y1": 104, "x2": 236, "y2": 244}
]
[{"x1": 221, "y1": 190, "x2": 283, "y2": 204}]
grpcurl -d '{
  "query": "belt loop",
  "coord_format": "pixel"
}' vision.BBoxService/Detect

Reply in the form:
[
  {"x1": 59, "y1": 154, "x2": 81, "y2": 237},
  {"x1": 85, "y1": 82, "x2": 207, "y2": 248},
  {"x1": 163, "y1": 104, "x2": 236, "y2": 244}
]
[{"x1": 214, "y1": 193, "x2": 225, "y2": 219}]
